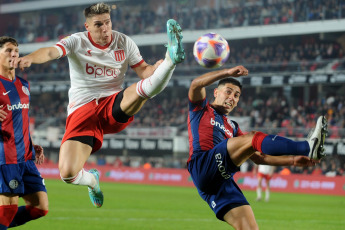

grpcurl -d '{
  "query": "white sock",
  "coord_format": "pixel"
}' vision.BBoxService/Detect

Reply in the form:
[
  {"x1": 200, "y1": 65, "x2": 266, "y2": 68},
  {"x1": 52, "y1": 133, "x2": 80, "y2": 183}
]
[
  {"x1": 61, "y1": 169, "x2": 97, "y2": 188},
  {"x1": 256, "y1": 187, "x2": 262, "y2": 199},
  {"x1": 265, "y1": 189, "x2": 270, "y2": 201},
  {"x1": 136, "y1": 52, "x2": 175, "y2": 99}
]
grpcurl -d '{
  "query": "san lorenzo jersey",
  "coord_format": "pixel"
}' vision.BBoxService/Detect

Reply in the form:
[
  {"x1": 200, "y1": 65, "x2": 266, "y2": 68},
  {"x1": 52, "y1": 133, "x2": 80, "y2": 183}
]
[
  {"x1": 188, "y1": 98, "x2": 243, "y2": 162},
  {"x1": 0, "y1": 75, "x2": 35, "y2": 165},
  {"x1": 55, "y1": 31, "x2": 144, "y2": 115}
]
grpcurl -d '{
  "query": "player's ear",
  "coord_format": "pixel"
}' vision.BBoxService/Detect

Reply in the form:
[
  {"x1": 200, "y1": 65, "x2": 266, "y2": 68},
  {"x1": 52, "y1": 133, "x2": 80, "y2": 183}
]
[
  {"x1": 214, "y1": 88, "x2": 218, "y2": 98},
  {"x1": 84, "y1": 22, "x2": 89, "y2": 31}
]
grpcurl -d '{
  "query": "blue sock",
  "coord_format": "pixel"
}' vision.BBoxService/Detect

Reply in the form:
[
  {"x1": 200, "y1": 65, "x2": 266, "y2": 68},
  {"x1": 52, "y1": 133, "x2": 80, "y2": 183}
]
[
  {"x1": 0, "y1": 224, "x2": 8, "y2": 230},
  {"x1": 8, "y1": 206, "x2": 31, "y2": 228},
  {"x1": 261, "y1": 135, "x2": 309, "y2": 156}
]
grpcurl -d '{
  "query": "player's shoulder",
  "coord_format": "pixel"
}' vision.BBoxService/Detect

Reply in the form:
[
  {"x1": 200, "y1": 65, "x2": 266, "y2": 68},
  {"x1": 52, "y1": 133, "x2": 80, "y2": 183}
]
[
  {"x1": 112, "y1": 30, "x2": 136, "y2": 44},
  {"x1": 112, "y1": 30, "x2": 128, "y2": 39},
  {"x1": 230, "y1": 120, "x2": 239, "y2": 127},
  {"x1": 15, "y1": 76, "x2": 30, "y2": 89},
  {"x1": 16, "y1": 75, "x2": 28, "y2": 84},
  {"x1": 228, "y1": 119, "x2": 241, "y2": 131}
]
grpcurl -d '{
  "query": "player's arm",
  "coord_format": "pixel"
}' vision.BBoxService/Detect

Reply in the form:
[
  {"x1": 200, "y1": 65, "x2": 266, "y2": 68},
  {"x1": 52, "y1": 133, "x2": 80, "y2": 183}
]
[
  {"x1": 189, "y1": 66, "x2": 249, "y2": 102},
  {"x1": 132, "y1": 59, "x2": 163, "y2": 79},
  {"x1": 250, "y1": 151, "x2": 316, "y2": 167},
  {"x1": 11, "y1": 47, "x2": 60, "y2": 71}
]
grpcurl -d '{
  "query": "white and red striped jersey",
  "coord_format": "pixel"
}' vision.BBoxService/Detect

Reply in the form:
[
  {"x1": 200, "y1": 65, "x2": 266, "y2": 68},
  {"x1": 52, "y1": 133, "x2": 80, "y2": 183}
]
[{"x1": 55, "y1": 31, "x2": 144, "y2": 115}]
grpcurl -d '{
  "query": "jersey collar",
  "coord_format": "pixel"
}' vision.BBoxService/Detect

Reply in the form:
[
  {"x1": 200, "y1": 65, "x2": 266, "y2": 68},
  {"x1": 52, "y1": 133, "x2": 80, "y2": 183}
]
[
  {"x1": 0, "y1": 74, "x2": 16, "y2": 82},
  {"x1": 88, "y1": 32, "x2": 113, "y2": 50}
]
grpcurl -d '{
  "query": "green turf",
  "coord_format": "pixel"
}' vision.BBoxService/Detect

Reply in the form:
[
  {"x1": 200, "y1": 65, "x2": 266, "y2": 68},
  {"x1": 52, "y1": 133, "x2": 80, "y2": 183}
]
[{"x1": 18, "y1": 179, "x2": 345, "y2": 230}]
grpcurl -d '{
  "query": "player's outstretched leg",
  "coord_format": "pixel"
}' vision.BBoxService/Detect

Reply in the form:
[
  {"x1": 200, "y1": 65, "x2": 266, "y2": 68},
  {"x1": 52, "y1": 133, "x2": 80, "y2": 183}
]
[
  {"x1": 88, "y1": 169, "x2": 104, "y2": 208},
  {"x1": 166, "y1": 19, "x2": 185, "y2": 64},
  {"x1": 307, "y1": 115, "x2": 328, "y2": 160}
]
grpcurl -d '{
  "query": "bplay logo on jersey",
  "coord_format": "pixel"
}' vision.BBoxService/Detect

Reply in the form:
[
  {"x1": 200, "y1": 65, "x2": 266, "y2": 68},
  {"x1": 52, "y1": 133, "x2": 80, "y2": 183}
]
[
  {"x1": 210, "y1": 118, "x2": 233, "y2": 137},
  {"x1": 7, "y1": 102, "x2": 29, "y2": 111},
  {"x1": 85, "y1": 63, "x2": 120, "y2": 78}
]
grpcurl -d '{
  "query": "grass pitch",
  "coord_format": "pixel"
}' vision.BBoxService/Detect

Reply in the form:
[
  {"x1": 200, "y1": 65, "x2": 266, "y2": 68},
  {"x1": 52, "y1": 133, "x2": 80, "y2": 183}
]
[{"x1": 19, "y1": 179, "x2": 345, "y2": 230}]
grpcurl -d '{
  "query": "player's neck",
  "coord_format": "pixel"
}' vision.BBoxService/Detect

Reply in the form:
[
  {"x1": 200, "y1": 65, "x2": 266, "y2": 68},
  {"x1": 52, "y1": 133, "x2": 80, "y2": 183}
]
[
  {"x1": 210, "y1": 103, "x2": 229, "y2": 115},
  {"x1": 0, "y1": 68, "x2": 15, "y2": 80}
]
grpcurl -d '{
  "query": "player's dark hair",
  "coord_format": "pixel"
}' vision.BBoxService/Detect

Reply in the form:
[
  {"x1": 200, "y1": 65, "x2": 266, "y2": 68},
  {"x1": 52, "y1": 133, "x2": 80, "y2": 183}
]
[
  {"x1": 0, "y1": 36, "x2": 18, "y2": 48},
  {"x1": 84, "y1": 2, "x2": 111, "y2": 18},
  {"x1": 218, "y1": 78, "x2": 242, "y2": 90}
]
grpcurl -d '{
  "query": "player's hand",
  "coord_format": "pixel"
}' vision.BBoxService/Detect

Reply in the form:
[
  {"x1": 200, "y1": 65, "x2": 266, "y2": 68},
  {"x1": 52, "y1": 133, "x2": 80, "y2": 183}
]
[
  {"x1": 0, "y1": 105, "x2": 7, "y2": 122},
  {"x1": 34, "y1": 145, "x2": 45, "y2": 165},
  {"x1": 227, "y1": 65, "x2": 249, "y2": 77},
  {"x1": 10, "y1": 56, "x2": 33, "y2": 71},
  {"x1": 293, "y1": 156, "x2": 316, "y2": 167}
]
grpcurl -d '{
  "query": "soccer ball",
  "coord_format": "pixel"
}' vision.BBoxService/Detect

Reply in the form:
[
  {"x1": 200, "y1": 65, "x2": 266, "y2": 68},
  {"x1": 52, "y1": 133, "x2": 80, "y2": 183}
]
[{"x1": 193, "y1": 33, "x2": 230, "y2": 69}]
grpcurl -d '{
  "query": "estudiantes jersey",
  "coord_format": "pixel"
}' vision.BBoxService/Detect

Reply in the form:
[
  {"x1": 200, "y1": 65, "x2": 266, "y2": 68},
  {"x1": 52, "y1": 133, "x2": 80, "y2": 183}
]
[
  {"x1": 0, "y1": 75, "x2": 35, "y2": 165},
  {"x1": 187, "y1": 98, "x2": 244, "y2": 162},
  {"x1": 55, "y1": 31, "x2": 144, "y2": 115}
]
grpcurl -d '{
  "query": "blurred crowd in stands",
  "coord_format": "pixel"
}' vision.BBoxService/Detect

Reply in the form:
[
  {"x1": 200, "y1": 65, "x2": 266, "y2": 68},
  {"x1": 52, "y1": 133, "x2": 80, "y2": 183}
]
[
  {"x1": 2, "y1": 0, "x2": 345, "y2": 44},
  {"x1": 18, "y1": 34, "x2": 345, "y2": 83}
]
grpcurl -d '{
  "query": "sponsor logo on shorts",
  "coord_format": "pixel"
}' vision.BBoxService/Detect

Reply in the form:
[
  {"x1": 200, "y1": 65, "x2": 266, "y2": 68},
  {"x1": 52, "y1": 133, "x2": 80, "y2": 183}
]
[
  {"x1": 9, "y1": 179, "x2": 19, "y2": 189},
  {"x1": 215, "y1": 153, "x2": 231, "y2": 179}
]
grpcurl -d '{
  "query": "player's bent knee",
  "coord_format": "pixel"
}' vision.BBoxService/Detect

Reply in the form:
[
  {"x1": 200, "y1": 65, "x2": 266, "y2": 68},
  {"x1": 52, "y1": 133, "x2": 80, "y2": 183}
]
[
  {"x1": 59, "y1": 167, "x2": 77, "y2": 179},
  {"x1": 60, "y1": 169, "x2": 83, "y2": 185}
]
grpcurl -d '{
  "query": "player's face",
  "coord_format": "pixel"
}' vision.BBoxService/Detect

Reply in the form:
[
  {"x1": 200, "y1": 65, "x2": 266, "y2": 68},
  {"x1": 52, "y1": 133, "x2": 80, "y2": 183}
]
[
  {"x1": 0, "y1": 42, "x2": 19, "y2": 71},
  {"x1": 85, "y1": 13, "x2": 112, "y2": 46},
  {"x1": 213, "y1": 83, "x2": 241, "y2": 114}
]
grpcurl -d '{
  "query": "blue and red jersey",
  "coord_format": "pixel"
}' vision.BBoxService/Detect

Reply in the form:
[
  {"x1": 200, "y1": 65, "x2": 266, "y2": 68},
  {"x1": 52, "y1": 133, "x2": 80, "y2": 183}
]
[
  {"x1": 0, "y1": 75, "x2": 35, "y2": 165},
  {"x1": 188, "y1": 98, "x2": 243, "y2": 162}
]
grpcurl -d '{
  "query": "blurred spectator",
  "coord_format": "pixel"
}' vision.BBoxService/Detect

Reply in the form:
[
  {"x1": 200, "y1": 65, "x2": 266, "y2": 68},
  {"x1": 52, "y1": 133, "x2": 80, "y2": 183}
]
[
  {"x1": 113, "y1": 157, "x2": 123, "y2": 168},
  {"x1": 97, "y1": 155, "x2": 106, "y2": 166},
  {"x1": 280, "y1": 167, "x2": 291, "y2": 175}
]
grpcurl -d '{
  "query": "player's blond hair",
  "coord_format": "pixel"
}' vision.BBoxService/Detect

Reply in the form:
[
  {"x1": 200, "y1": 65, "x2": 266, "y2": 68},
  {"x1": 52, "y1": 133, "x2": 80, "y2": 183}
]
[{"x1": 84, "y1": 2, "x2": 111, "y2": 18}]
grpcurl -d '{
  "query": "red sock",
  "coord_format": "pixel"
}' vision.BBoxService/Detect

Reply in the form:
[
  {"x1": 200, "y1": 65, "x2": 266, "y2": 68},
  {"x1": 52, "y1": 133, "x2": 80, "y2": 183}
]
[
  {"x1": 26, "y1": 205, "x2": 49, "y2": 219},
  {"x1": 0, "y1": 205, "x2": 18, "y2": 227},
  {"x1": 252, "y1": 132, "x2": 268, "y2": 153}
]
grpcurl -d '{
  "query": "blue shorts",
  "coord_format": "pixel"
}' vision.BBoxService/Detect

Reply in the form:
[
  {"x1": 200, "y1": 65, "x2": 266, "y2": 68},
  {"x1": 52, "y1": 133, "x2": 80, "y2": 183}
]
[
  {"x1": 188, "y1": 139, "x2": 249, "y2": 221},
  {"x1": 0, "y1": 160, "x2": 47, "y2": 196}
]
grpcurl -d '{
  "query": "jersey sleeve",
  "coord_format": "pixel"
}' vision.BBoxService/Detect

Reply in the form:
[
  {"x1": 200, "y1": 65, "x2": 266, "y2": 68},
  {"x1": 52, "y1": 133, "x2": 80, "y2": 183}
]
[
  {"x1": 188, "y1": 98, "x2": 207, "y2": 112},
  {"x1": 55, "y1": 34, "x2": 79, "y2": 58},
  {"x1": 126, "y1": 36, "x2": 144, "y2": 68}
]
